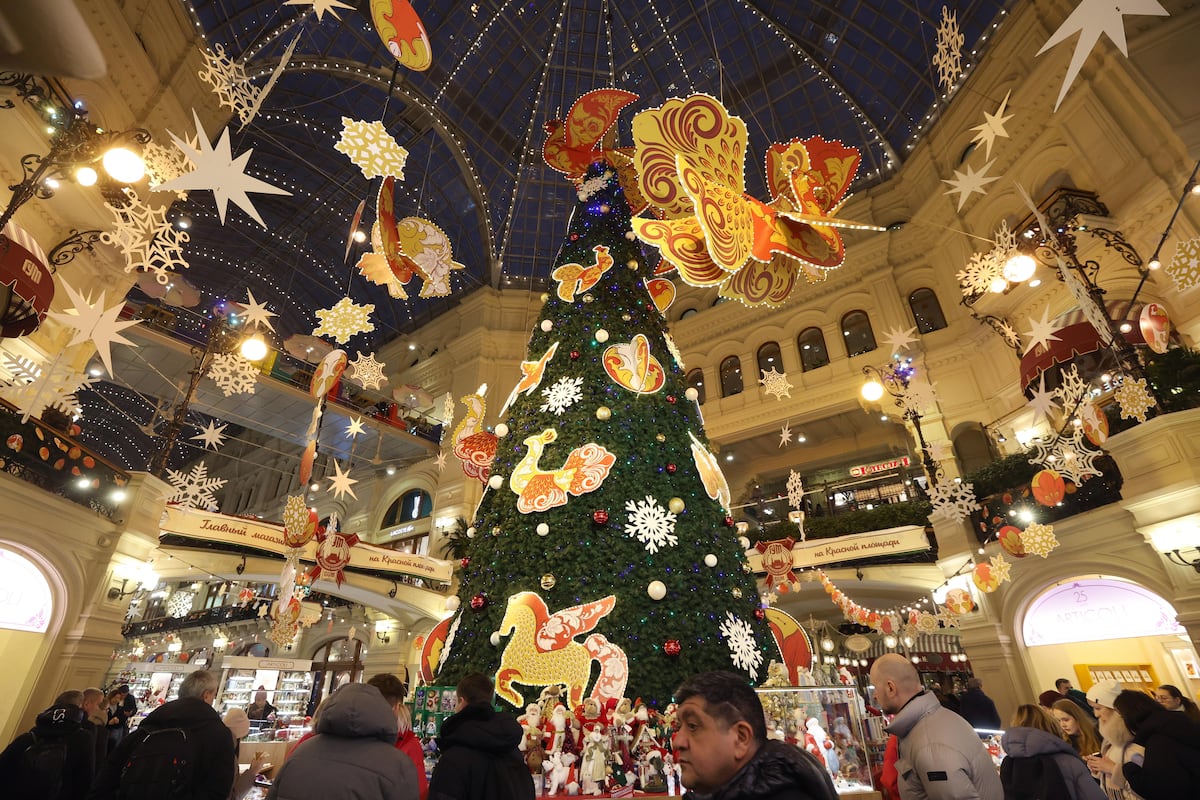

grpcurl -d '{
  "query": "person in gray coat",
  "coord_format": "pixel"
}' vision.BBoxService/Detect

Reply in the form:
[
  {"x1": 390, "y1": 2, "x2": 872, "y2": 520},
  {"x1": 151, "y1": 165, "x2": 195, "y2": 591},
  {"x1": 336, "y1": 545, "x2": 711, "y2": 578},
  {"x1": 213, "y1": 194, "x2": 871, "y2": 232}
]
[
  {"x1": 869, "y1": 654, "x2": 1002, "y2": 800},
  {"x1": 267, "y1": 683, "x2": 418, "y2": 800}
]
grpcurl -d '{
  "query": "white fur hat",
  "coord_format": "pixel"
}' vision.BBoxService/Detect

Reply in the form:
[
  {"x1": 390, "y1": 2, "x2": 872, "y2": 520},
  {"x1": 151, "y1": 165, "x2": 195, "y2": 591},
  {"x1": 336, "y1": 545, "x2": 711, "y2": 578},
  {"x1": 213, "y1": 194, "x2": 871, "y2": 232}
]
[{"x1": 1086, "y1": 679, "x2": 1123, "y2": 709}]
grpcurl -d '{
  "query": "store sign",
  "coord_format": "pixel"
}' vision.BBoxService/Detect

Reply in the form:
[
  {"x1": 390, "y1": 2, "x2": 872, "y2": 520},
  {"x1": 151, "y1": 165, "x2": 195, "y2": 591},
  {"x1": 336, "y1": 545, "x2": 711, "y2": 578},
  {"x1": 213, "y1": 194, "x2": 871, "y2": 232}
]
[
  {"x1": 159, "y1": 507, "x2": 453, "y2": 583},
  {"x1": 0, "y1": 548, "x2": 52, "y2": 633},
  {"x1": 848, "y1": 456, "x2": 910, "y2": 477},
  {"x1": 745, "y1": 525, "x2": 930, "y2": 571},
  {"x1": 1023, "y1": 578, "x2": 1184, "y2": 646}
]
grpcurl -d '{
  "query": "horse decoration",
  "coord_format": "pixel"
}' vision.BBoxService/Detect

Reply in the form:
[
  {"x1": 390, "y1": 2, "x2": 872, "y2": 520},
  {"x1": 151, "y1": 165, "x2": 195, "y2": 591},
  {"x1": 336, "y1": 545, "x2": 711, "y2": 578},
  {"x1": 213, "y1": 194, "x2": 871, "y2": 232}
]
[{"x1": 496, "y1": 592, "x2": 628, "y2": 711}]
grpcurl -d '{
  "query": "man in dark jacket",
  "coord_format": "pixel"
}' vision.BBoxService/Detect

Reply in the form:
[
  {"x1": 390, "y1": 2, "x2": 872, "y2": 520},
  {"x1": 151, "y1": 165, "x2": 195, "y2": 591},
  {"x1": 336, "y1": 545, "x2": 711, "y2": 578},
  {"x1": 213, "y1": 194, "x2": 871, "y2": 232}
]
[
  {"x1": 957, "y1": 678, "x2": 1002, "y2": 730},
  {"x1": 0, "y1": 690, "x2": 96, "y2": 800},
  {"x1": 89, "y1": 669, "x2": 234, "y2": 800},
  {"x1": 1113, "y1": 688, "x2": 1200, "y2": 798},
  {"x1": 1055, "y1": 678, "x2": 1096, "y2": 720},
  {"x1": 672, "y1": 671, "x2": 837, "y2": 800},
  {"x1": 81, "y1": 688, "x2": 109, "y2": 772},
  {"x1": 427, "y1": 673, "x2": 534, "y2": 800},
  {"x1": 268, "y1": 682, "x2": 418, "y2": 800}
]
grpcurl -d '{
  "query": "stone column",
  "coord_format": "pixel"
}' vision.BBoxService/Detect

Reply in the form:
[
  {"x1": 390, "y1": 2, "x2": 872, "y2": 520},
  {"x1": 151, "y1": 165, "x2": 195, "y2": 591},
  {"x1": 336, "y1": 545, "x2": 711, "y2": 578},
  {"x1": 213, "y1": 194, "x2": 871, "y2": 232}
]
[{"x1": 956, "y1": 621, "x2": 1029, "y2": 725}]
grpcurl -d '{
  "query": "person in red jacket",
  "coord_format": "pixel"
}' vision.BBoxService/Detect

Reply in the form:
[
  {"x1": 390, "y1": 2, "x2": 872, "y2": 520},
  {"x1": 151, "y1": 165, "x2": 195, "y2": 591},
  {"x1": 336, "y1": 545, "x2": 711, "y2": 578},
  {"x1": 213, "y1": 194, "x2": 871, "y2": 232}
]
[{"x1": 367, "y1": 673, "x2": 429, "y2": 800}]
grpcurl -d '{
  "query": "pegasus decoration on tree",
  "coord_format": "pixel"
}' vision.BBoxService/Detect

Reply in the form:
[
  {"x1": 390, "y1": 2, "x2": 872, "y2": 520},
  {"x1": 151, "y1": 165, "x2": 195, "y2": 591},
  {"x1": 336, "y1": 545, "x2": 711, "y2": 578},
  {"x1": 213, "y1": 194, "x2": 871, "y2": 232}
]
[
  {"x1": 629, "y1": 93, "x2": 882, "y2": 307},
  {"x1": 495, "y1": 592, "x2": 629, "y2": 710}
]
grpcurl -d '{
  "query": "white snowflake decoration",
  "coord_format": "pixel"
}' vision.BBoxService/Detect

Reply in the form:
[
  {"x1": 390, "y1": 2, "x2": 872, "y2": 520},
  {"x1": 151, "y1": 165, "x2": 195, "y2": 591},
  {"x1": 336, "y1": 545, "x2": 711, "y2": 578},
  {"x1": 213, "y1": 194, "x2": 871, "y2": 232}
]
[
  {"x1": 313, "y1": 297, "x2": 375, "y2": 343},
  {"x1": 166, "y1": 590, "x2": 195, "y2": 618},
  {"x1": 928, "y1": 480, "x2": 980, "y2": 523},
  {"x1": 0, "y1": 356, "x2": 95, "y2": 422},
  {"x1": 1167, "y1": 236, "x2": 1200, "y2": 292},
  {"x1": 1021, "y1": 522, "x2": 1059, "y2": 558},
  {"x1": 956, "y1": 251, "x2": 1003, "y2": 298},
  {"x1": 624, "y1": 495, "x2": 679, "y2": 554},
  {"x1": 1027, "y1": 428, "x2": 1103, "y2": 484},
  {"x1": 102, "y1": 189, "x2": 190, "y2": 285},
  {"x1": 207, "y1": 352, "x2": 258, "y2": 397},
  {"x1": 540, "y1": 376, "x2": 584, "y2": 415},
  {"x1": 759, "y1": 367, "x2": 793, "y2": 400},
  {"x1": 348, "y1": 351, "x2": 387, "y2": 390},
  {"x1": 577, "y1": 170, "x2": 614, "y2": 200},
  {"x1": 197, "y1": 44, "x2": 260, "y2": 125},
  {"x1": 165, "y1": 461, "x2": 227, "y2": 509},
  {"x1": 718, "y1": 612, "x2": 763, "y2": 680},
  {"x1": 143, "y1": 141, "x2": 191, "y2": 199},
  {"x1": 786, "y1": 470, "x2": 805, "y2": 510},
  {"x1": 933, "y1": 6, "x2": 965, "y2": 91},
  {"x1": 1114, "y1": 377, "x2": 1155, "y2": 423},
  {"x1": 925, "y1": 440, "x2": 953, "y2": 463},
  {"x1": 989, "y1": 554, "x2": 1012, "y2": 584},
  {"x1": 1053, "y1": 365, "x2": 1089, "y2": 413},
  {"x1": 901, "y1": 381, "x2": 938, "y2": 416},
  {"x1": 334, "y1": 118, "x2": 410, "y2": 180}
]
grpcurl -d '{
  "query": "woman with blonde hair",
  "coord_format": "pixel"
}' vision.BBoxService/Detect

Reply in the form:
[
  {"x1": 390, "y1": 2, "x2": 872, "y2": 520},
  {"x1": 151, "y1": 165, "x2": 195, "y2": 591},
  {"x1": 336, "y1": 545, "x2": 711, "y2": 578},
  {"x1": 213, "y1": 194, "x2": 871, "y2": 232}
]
[
  {"x1": 1053, "y1": 699, "x2": 1103, "y2": 758},
  {"x1": 1001, "y1": 703, "x2": 1105, "y2": 799}
]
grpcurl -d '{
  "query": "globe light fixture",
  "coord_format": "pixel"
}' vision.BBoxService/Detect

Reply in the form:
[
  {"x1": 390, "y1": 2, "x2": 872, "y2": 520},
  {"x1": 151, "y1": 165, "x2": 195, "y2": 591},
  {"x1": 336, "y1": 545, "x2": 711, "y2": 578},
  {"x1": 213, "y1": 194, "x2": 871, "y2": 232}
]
[
  {"x1": 240, "y1": 334, "x2": 268, "y2": 362},
  {"x1": 1002, "y1": 253, "x2": 1037, "y2": 283},
  {"x1": 101, "y1": 145, "x2": 146, "y2": 183},
  {"x1": 861, "y1": 379, "x2": 885, "y2": 402}
]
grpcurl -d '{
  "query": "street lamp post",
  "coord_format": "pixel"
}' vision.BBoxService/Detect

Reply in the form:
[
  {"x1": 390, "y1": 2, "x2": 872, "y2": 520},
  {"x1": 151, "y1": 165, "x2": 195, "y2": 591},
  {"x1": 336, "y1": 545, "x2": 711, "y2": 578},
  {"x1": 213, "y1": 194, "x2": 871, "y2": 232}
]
[{"x1": 861, "y1": 357, "x2": 939, "y2": 488}]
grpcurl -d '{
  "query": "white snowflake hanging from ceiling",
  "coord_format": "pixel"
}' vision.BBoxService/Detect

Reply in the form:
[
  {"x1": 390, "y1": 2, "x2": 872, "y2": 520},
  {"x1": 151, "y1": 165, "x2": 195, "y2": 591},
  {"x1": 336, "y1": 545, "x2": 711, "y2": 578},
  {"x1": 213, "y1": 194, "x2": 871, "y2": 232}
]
[
  {"x1": 718, "y1": 611, "x2": 763, "y2": 680},
  {"x1": 1166, "y1": 236, "x2": 1200, "y2": 292},
  {"x1": 1021, "y1": 522, "x2": 1059, "y2": 558},
  {"x1": 1053, "y1": 364, "x2": 1089, "y2": 413},
  {"x1": 0, "y1": 355, "x2": 95, "y2": 422},
  {"x1": 101, "y1": 189, "x2": 190, "y2": 285},
  {"x1": 1027, "y1": 428, "x2": 1103, "y2": 484},
  {"x1": 759, "y1": 367, "x2": 793, "y2": 400},
  {"x1": 956, "y1": 251, "x2": 1002, "y2": 298},
  {"x1": 348, "y1": 351, "x2": 387, "y2": 390},
  {"x1": 540, "y1": 376, "x2": 584, "y2": 415},
  {"x1": 166, "y1": 461, "x2": 227, "y2": 509},
  {"x1": 928, "y1": 480, "x2": 980, "y2": 523},
  {"x1": 197, "y1": 44, "x2": 260, "y2": 126},
  {"x1": 207, "y1": 352, "x2": 258, "y2": 397},
  {"x1": 143, "y1": 141, "x2": 191, "y2": 199},
  {"x1": 313, "y1": 297, "x2": 375, "y2": 343},
  {"x1": 786, "y1": 470, "x2": 805, "y2": 509},
  {"x1": 933, "y1": 6, "x2": 965, "y2": 91},
  {"x1": 624, "y1": 495, "x2": 678, "y2": 554},
  {"x1": 166, "y1": 590, "x2": 196, "y2": 618},
  {"x1": 988, "y1": 553, "x2": 1012, "y2": 584},
  {"x1": 334, "y1": 118, "x2": 410, "y2": 180},
  {"x1": 1114, "y1": 377, "x2": 1155, "y2": 423},
  {"x1": 1060, "y1": 261, "x2": 1114, "y2": 345},
  {"x1": 900, "y1": 381, "x2": 938, "y2": 417}
]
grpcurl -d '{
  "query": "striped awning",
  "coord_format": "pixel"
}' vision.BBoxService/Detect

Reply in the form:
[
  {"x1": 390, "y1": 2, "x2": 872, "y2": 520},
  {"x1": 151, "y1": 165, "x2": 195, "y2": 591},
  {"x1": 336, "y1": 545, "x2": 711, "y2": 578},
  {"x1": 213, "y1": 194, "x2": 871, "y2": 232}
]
[
  {"x1": 863, "y1": 632, "x2": 962, "y2": 659},
  {"x1": 1019, "y1": 300, "x2": 1145, "y2": 390}
]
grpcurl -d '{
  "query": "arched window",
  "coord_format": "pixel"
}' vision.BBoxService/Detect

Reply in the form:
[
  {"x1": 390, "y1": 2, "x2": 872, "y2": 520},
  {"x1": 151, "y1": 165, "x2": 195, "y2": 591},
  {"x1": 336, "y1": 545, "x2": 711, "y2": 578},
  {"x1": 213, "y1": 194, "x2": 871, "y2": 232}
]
[
  {"x1": 909, "y1": 288, "x2": 948, "y2": 333},
  {"x1": 757, "y1": 341, "x2": 782, "y2": 376},
  {"x1": 841, "y1": 311, "x2": 877, "y2": 357},
  {"x1": 383, "y1": 489, "x2": 433, "y2": 528},
  {"x1": 686, "y1": 368, "x2": 706, "y2": 405},
  {"x1": 719, "y1": 356, "x2": 743, "y2": 397},
  {"x1": 797, "y1": 328, "x2": 830, "y2": 371}
]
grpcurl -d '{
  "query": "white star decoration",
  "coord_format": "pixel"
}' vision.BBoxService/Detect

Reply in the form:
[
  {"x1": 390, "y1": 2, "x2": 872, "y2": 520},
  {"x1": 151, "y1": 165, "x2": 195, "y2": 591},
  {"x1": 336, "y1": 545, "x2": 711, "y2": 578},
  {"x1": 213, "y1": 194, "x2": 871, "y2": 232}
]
[
  {"x1": 327, "y1": 460, "x2": 358, "y2": 500},
  {"x1": 943, "y1": 160, "x2": 999, "y2": 211},
  {"x1": 285, "y1": 0, "x2": 355, "y2": 21},
  {"x1": 1022, "y1": 308, "x2": 1062, "y2": 355},
  {"x1": 157, "y1": 110, "x2": 291, "y2": 228},
  {"x1": 348, "y1": 351, "x2": 387, "y2": 390},
  {"x1": 969, "y1": 91, "x2": 1013, "y2": 159},
  {"x1": 47, "y1": 281, "x2": 141, "y2": 377},
  {"x1": 778, "y1": 422, "x2": 792, "y2": 448},
  {"x1": 880, "y1": 325, "x2": 920, "y2": 354},
  {"x1": 345, "y1": 416, "x2": 366, "y2": 438},
  {"x1": 238, "y1": 289, "x2": 277, "y2": 332},
  {"x1": 190, "y1": 420, "x2": 228, "y2": 450},
  {"x1": 1037, "y1": 0, "x2": 1169, "y2": 111},
  {"x1": 334, "y1": 118, "x2": 410, "y2": 181},
  {"x1": 1026, "y1": 374, "x2": 1059, "y2": 423},
  {"x1": 435, "y1": 450, "x2": 447, "y2": 472},
  {"x1": 313, "y1": 297, "x2": 376, "y2": 343},
  {"x1": 759, "y1": 367, "x2": 793, "y2": 400}
]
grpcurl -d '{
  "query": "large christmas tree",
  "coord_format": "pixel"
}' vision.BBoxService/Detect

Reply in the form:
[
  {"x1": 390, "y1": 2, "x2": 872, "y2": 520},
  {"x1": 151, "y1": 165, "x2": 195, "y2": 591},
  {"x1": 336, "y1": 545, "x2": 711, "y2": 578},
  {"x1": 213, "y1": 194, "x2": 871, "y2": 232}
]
[{"x1": 436, "y1": 159, "x2": 774, "y2": 710}]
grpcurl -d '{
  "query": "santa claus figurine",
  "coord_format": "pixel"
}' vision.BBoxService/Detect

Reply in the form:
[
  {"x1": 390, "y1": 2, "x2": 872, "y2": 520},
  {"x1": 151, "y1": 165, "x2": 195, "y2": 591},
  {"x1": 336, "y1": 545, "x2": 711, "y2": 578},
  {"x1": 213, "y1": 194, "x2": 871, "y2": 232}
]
[
  {"x1": 544, "y1": 703, "x2": 569, "y2": 754},
  {"x1": 803, "y1": 717, "x2": 828, "y2": 769}
]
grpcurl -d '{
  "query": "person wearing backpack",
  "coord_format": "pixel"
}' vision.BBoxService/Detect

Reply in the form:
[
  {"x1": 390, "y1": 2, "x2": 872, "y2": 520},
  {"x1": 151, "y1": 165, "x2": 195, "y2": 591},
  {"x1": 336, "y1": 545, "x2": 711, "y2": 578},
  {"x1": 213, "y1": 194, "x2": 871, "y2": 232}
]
[
  {"x1": 89, "y1": 669, "x2": 234, "y2": 800},
  {"x1": 0, "y1": 689, "x2": 96, "y2": 800},
  {"x1": 1000, "y1": 704, "x2": 1105, "y2": 800}
]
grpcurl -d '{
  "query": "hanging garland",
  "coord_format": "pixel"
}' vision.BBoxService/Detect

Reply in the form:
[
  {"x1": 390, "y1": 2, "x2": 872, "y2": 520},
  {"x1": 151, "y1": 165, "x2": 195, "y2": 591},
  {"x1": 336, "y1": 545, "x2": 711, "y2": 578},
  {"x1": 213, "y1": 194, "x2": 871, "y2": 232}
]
[{"x1": 816, "y1": 569, "x2": 949, "y2": 636}]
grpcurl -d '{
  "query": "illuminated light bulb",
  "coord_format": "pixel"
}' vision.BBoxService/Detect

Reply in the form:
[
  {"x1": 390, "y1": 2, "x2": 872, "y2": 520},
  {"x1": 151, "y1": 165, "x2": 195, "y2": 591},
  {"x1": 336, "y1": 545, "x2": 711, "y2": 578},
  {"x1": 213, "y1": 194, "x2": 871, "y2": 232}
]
[
  {"x1": 820, "y1": 637, "x2": 835, "y2": 652},
  {"x1": 240, "y1": 335, "x2": 268, "y2": 361},
  {"x1": 1119, "y1": 322, "x2": 1133, "y2": 333},
  {"x1": 75, "y1": 166, "x2": 98, "y2": 186},
  {"x1": 102, "y1": 146, "x2": 146, "y2": 183},
  {"x1": 1002, "y1": 253, "x2": 1036, "y2": 283},
  {"x1": 1148, "y1": 258, "x2": 1161, "y2": 270},
  {"x1": 988, "y1": 275, "x2": 1008, "y2": 293},
  {"x1": 861, "y1": 379, "x2": 885, "y2": 402},
  {"x1": 353, "y1": 230, "x2": 367, "y2": 243}
]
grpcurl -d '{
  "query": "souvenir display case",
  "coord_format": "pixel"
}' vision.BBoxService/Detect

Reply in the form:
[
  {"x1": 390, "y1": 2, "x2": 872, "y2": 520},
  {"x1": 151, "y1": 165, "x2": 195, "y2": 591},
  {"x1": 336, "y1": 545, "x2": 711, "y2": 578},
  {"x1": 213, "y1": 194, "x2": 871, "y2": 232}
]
[
  {"x1": 109, "y1": 662, "x2": 201, "y2": 731},
  {"x1": 757, "y1": 685, "x2": 878, "y2": 796},
  {"x1": 216, "y1": 655, "x2": 314, "y2": 733},
  {"x1": 410, "y1": 685, "x2": 458, "y2": 742}
]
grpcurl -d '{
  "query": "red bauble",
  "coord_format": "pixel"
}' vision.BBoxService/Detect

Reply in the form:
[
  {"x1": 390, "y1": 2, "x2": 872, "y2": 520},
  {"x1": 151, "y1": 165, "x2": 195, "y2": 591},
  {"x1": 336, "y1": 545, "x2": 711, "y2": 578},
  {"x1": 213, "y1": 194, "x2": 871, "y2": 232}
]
[
  {"x1": 723, "y1": 516, "x2": 735, "y2": 527},
  {"x1": 469, "y1": 593, "x2": 487, "y2": 610},
  {"x1": 593, "y1": 509, "x2": 609, "y2": 525},
  {"x1": 666, "y1": 463, "x2": 677, "y2": 474},
  {"x1": 460, "y1": 557, "x2": 471, "y2": 569},
  {"x1": 754, "y1": 607, "x2": 766, "y2": 620},
  {"x1": 663, "y1": 639, "x2": 682, "y2": 657},
  {"x1": 666, "y1": 395, "x2": 676, "y2": 404},
  {"x1": 570, "y1": 350, "x2": 580, "y2": 360}
]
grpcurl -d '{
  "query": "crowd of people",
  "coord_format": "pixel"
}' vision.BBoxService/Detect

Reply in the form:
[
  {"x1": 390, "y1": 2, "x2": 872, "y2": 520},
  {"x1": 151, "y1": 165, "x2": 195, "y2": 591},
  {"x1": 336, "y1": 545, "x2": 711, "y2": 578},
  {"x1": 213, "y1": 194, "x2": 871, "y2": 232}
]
[{"x1": 2, "y1": 661, "x2": 1198, "y2": 800}]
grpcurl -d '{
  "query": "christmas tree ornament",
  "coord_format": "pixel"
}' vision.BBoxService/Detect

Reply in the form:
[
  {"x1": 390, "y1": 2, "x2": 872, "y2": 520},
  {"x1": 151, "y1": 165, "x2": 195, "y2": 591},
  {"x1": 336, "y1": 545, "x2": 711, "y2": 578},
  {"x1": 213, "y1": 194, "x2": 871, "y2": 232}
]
[
  {"x1": 460, "y1": 557, "x2": 471, "y2": 569},
  {"x1": 647, "y1": 581, "x2": 667, "y2": 601},
  {"x1": 452, "y1": 386, "x2": 499, "y2": 483},
  {"x1": 595, "y1": 329, "x2": 609, "y2": 343},
  {"x1": 488, "y1": 474, "x2": 504, "y2": 489},
  {"x1": 998, "y1": 525, "x2": 1026, "y2": 558},
  {"x1": 725, "y1": 516, "x2": 736, "y2": 528},
  {"x1": 731, "y1": 588, "x2": 743, "y2": 599},
  {"x1": 495, "y1": 423, "x2": 509, "y2": 437},
  {"x1": 553, "y1": 245, "x2": 614, "y2": 301},
  {"x1": 470, "y1": 593, "x2": 488, "y2": 610},
  {"x1": 596, "y1": 406, "x2": 612, "y2": 420},
  {"x1": 540, "y1": 320, "x2": 554, "y2": 332},
  {"x1": 754, "y1": 608, "x2": 766, "y2": 621},
  {"x1": 592, "y1": 510, "x2": 609, "y2": 525},
  {"x1": 718, "y1": 612, "x2": 763, "y2": 679},
  {"x1": 704, "y1": 554, "x2": 718, "y2": 567},
  {"x1": 509, "y1": 429, "x2": 616, "y2": 513},
  {"x1": 933, "y1": 6, "x2": 964, "y2": 90},
  {"x1": 645, "y1": 277, "x2": 676, "y2": 314},
  {"x1": 624, "y1": 495, "x2": 679, "y2": 554},
  {"x1": 666, "y1": 394, "x2": 677, "y2": 404},
  {"x1": 685, "y1": 387, "x2": 699, "y2": 401},
  {"x1": 540, "y1": 376, "x2": 585, "y2": 415},
  {"x1": 536, "y1": 523, "x2": 550, "y2": 536},
  {"x1": 666, "y1": 463, "x2": 677, "y2": 474},
  {"x1": 655, "y1": 433, "x2": 666, "y2": 442},
  {"x1": 570, "y1": 350, "x2": 580, "y2": 360},
  {"x1": 490, "y1": 632, "x2": 501, "y2": 646},
  {"x1": 663, "y1": 639, "x2": 681, "y2": 657},
  {"x1": 501, "y1": 342, "x2": 559, "y2": 416},
  {"x1": 667, "y1": 497, "x2": 685, "y2": 514},
  {"x1": 689, "y1": 431, "x2": 732, "y2": 511},
  {"x1": 446, "y1": 596, "x2": 461, "y2": 611},
  {"x1": 581, "y1": 295, "x2": 593, "y2": 304},
  {"x1": 603, "y1": 334, "x2": 665, "y2": 394},
  {"x1": 334, "y1": 117, "x2": 409, "y2": 180},
  {"x1": 370, "y1": 0, "x2": 432, "y2": 71},
  {"x1": 465, "y1": 527, "x2": 475, "y2": 538},
  {"x1": 540, "y1": 574, "x2": 556, "y2": 590},
  {"x1": 1031, "y1": 469, "x2": 1066, "y2": 506}
]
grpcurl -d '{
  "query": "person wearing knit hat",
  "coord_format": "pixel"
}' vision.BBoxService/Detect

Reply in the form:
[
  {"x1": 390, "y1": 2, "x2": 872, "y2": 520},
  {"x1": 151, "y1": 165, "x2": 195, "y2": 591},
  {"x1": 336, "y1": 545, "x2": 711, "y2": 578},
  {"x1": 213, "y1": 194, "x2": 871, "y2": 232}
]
[
  {"x1": 223, "y1": 709, "x2": 267, "y2": 800},
  {"x1": 1083, "y1": 681, "x2": 1147, "y2": 800},
  {"x1": 1086, "y1": 679, "x2": 1123, "y2": 711}
]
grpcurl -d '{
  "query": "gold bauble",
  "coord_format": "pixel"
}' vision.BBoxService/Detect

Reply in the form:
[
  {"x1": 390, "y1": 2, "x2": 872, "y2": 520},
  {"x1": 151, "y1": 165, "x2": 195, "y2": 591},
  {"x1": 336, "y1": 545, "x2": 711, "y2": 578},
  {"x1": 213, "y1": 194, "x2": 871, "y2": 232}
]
[
  {"x1": 622, "y1": 314, "x2": 632, "y2": 322},
  {"x1": 582, "y1": 294, "x2": 593, "y2": 304},
  {"x1": 732, "y1": 587, "x2": 743, "y2": 599},
  {"x1": 742, "y1": 563, "x2": 753, "y2": 573},
  {"x1": 540, "y1": 292, "x2": 550, "y2": 302},
  {"x1": 668, "y1": 497, "x2": 685, "y2": 514},
  {"x1": 626, "y1": 259, "x2": 639, "y2": 270},
  {"x1": 540, "y1": 574, "x2": 556, "y2": 590},
  {"x1": 596, "y1": 406, "x2": 612, "y2": 420},
  {"x1": 655, "y1": 433, "x2": 666, "y2": 442}
]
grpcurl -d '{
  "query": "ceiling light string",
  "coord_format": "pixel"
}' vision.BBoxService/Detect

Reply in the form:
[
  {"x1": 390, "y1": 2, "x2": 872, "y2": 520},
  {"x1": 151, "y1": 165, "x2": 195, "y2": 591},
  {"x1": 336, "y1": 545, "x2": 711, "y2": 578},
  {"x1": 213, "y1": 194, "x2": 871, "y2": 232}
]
[
  {"x1": 494, "y1": 0, "x2": 573, "y2": 274},
  {"x1": 602, "y1": 0, "x2": 616, "y2": 88},
  {"x1": 432, "y1": 0, "x2": 514, "y2": 106},
  {"x1": 697, "y1": 0, "x2": 722, "y2": 100},
  {"x1": 643, "y1": 0, "x2": 693, "y2": 89},
  {"x1": 239, "y1": 10, "x2": 307, "y2": 63}
]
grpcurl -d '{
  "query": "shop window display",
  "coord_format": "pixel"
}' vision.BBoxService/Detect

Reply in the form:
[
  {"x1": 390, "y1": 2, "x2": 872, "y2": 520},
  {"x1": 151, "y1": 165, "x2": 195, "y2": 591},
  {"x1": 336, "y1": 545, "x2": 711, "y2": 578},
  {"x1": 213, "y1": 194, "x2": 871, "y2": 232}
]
[{"x1": 756, "y1": 686, "x2": 878, "y2": 794}]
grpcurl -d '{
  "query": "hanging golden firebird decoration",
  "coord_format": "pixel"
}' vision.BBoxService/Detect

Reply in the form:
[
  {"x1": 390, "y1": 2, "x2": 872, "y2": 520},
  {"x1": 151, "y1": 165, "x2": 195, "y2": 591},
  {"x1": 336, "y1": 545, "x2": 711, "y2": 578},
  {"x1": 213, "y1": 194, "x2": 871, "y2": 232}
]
[{"x1": 629, "y1": 93, "x2": 882, "y2": 307}]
